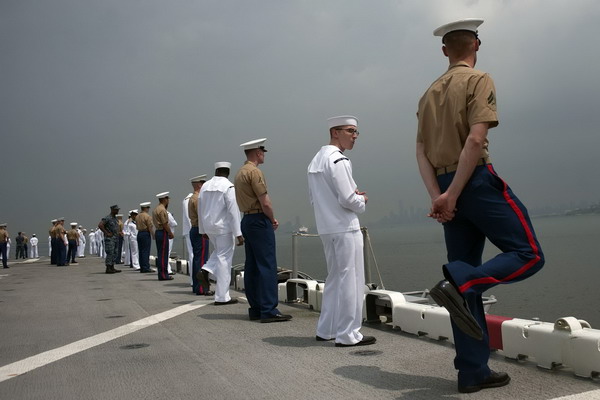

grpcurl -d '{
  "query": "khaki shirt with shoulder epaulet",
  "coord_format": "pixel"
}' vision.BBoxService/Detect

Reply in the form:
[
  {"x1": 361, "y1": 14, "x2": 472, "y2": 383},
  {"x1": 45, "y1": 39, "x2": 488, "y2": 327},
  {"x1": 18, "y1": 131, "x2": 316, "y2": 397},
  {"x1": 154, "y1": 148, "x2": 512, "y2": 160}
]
[
  {"x1": 188, "y1": 192, "x2": 199, "y2": 227},
  {"x1": 152, "y1": 204, "x2": 168, "y2": 230},
  {"x1": 234, "y1": 161, "x2": 268, "y2": 213},
  {"x1": 136, "y1": 212, "x2": 153, "y2": 232},
  {"x1": 0, "y1": 229, "x2": 8, "y2": 242},
  {"x1": 67, "y1": 229, "x2": 79, "y2": 241},
  {"x1": 416, "y1": 61, "x2": 499, "y2": 169}
]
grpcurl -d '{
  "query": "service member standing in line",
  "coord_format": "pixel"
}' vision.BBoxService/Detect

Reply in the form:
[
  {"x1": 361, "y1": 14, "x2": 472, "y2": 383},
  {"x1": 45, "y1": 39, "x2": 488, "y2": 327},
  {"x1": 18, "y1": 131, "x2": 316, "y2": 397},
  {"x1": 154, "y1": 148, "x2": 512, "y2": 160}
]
[
  {"x1": 127, "y1": 209, "x2": 141, "y2": 270},
  {"x1": 49, "y1": 219, "x2": 57, "y2": 263},
  {"x1": 198, "y1": 162, "x2": 244, "y2": 305},
  {"x1": 0, "y1": 223, "x2": 9, "y2": 268},
  {"x1": 153, "y1": 192, "x2": 174, "y2": 281},
  {"x1": 115, "y1": 214, "x2": 124, "y2": 264},
  {"x1": 66, "y1": 222, "x2": 79, "y2": 265},
  {"x1": 234, "y1": 138, "x2": 291, "y2": 323},
  {"x1": 136, "y1": 202, "x2": 154, "y2": 273},
  {"x1": 416, "y1": 18, "x2": 544, "y2": 393},
  {"x1": 182, "y1": 192, "x2": 194, "y2": 286},
  {"x1": 123, "y1": 213, "x2": 133, "y2": 266},
  {"x1": 56, "y1": 218, "x2": 67, "y2": 266},
  {"x1": 77, "y1": 226, "x2": 86, "y2": 258},
  {"x1": 98, "y1": 205, "x2": 122, "y2": 274},
  {"x1": 307, "y1": 115, "x2": 375, "y2": 347},
  {"x1": 187, "y1": 175, "x2": 211, "y2": 295},
  {"x1": 88, "y1": 228, "x2": 97, "y2": 256},
  {"x1": 30, "y1": 233, "x2": 39, "y2": 258}
]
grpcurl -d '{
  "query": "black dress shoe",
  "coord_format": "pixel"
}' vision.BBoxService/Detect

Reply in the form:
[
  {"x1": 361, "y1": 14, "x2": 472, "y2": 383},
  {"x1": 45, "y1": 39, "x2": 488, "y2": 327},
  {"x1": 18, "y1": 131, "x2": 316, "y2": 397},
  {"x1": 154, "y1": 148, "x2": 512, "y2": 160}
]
[
  {"x1": 458, "y1": 371, "x2": 511, "y2": 393},
  {"x1": 260, "y1": 314, "x2": 292, "y2": 323},
  {"x1": 335, "y1": 336, "x2": 376, "y2": 347},
  {"x1": 140, "y1": 269, "x2": 153, "y2": 273},
  {"x1": 214, "y1": 298, "x2": 239, "y2": 305},
  {"x1": 316, "y1": 336, "x2": 334, "y2": 341},
  {"x1": 429, "y1": 280, "x2": 483, "y2": 340},
  {"x1": 159, "y1": 276, "x2": 174, "y2": 281}
]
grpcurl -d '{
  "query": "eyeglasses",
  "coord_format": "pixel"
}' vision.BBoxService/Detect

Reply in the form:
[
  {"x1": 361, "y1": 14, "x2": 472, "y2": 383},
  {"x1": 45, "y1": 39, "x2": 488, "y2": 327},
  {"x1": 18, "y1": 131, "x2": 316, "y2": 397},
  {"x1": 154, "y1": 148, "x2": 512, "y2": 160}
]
[{"x1": 335, "y1": 128, "x2": 360, "y2": 136}]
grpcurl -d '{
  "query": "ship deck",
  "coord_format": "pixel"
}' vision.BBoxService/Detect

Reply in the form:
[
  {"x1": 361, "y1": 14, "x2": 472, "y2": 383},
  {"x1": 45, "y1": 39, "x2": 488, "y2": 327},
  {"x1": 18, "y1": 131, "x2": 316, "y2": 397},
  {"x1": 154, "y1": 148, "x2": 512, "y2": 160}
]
[{"x1": 1, "y1": 257, "x2": 599, "y2": 400}]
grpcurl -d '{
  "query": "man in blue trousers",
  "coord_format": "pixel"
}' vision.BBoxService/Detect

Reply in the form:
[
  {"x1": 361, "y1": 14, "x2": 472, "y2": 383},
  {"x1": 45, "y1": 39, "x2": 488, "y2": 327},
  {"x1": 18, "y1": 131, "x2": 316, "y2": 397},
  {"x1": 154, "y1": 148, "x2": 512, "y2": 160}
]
[
  {"x1": 416, "y1": 18, "x2": 544, "y2": 394},
  {"x1": 153, "y1": 192, "x2": 174, "y2": 281},
  {"x1": 235, "y1": 138, "x2": 291, "y2": 323},
  {"x1": 187, "y1": 175, "x2": 212, "y2": 295},
  {"x1": 136, "y1": 202, "x2": 154, "y2": 273}
]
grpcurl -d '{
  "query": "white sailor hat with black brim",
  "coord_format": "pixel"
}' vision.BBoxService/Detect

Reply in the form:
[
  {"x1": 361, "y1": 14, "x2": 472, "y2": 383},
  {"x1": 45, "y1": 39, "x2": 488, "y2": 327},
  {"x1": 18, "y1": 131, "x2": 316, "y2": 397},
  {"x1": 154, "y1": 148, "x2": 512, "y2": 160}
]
[
  {"x1": 190, "y1": 175, "x2": 207, "y2": 183},
  {"x1": 434, "y1": 18, "x2": 483, "y2": 43},
  {"x1": 130, "y1": 209, "x2": 139, "y2": 215},
  {"x1": 156, "y1": 192, "x2": 170, "y2": 199},
  {"x1": 140, "y1": 202, "x2": 151, "y2": 208},
  {"x1": 214, "y1": 161, "x2": 231, "y2": 169},
  {"x1": 70, "y1": 222, "x2": 77, "y2": 226},
  {"x1": 240, "y1": 138, "x2": 268, "y2": 152},
  {"x1": 0, "y1": 223, "x2": 6, "y2": 228},
  {"x1": 327, "y1": 115, "x2": 358, "y2": 129}
]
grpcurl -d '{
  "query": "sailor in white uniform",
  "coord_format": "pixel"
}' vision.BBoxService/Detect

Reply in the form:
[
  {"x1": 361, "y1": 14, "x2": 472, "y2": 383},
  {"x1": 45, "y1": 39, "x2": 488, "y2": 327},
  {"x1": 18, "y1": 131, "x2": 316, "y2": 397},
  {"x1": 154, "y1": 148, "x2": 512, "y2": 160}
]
[
  {"x1": 182, "y1": 192, "x2": 194, "y2": 285},
  {"x1": 127, "y1": 209, "x2": 140, "y2": 270},
  {"x1": 307, "y1": 115, "x2": 375, "y2": 347},
  {"x1": 167, "y1": 211, "x2": 178, "y2": 274},
  {"x1": 88, "y1": 229, "x2": 96, "y2": 256},
  {"x1": 96, "y1": 228, "x2": 104, "y2": 257},
  {"x1": 77, "y1": 226, "x2": 86, "y2": 257},
  {"x1": 123, "y1": 213, "x2": 132, "y2": 266},
  {"x1": 30, "y1": 234, "x2": 39, "y2": 258},
  {"x1": 198, "y1": 162, "x2": 244, "y2": 305}
]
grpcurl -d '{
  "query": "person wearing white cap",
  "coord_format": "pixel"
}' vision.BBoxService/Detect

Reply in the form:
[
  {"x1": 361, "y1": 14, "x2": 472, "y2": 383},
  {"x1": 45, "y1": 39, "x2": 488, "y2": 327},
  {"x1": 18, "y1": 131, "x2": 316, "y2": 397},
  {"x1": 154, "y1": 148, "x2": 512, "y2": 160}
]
[
  {"x1": 153, "y1": 192, "x2": 174, "y2": 280},
  {"x1": 307, "y1": 115, "x2": 374, "y2": 347},
  {"x1": 417, "y1": 18, "x2": 544, "y2": 393},
  {"x1": 115, "y1": 214, "x2": 125, "y2": 264},
  {"x1": 187, "y1": 175, "x2": 211, "y2": 295},
  {"x1": 126, "y1": 210, "x2": 141, "y2": 270},
  {"x1": 136, "y1": 202, "x2": 155, "y2": 273},
  {"x1": 123, "y1": 213, "x2": 132, "y2": 266},
  {"x1": 197, "y1": 162, "x2": 244, "y2": 305},
  {"x1": 98, "y1": 205, "x2": 122, "y2": 274},
  {"x1": 29, "y1": 233, "x2": 39, "y2": 258},
  {"x1": 235, "y1": 138, "x2": 291, "y2": 322},
  {"x1": 166, "y1": 210, "x2": 177, "y2": 274},
  {"x1": 77, "y1": 226, "x2": 86, "y2": 258},
  {"x1": 66, "y1": 222, "x2": 80, "y2": 265},
  {"x1": 56, "y1": 218, "x2": 68, "y2": 266},
  {"x1": 0, "y1": 223, "x2": 9, "y2": 268},
  {"x1": 88, "y1": 228, "x2": 97, "y2": 256}
]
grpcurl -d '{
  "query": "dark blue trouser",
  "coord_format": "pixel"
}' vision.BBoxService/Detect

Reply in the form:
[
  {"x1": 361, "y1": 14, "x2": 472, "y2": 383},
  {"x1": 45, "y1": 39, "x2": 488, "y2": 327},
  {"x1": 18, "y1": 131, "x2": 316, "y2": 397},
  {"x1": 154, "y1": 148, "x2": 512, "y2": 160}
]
[
  {"x1": 57, "y1": 240, "x2": 67, "y2": 266},
  {"x1": 67, "y1": 240, "x2": 78, "y2": 263},
  {"x1": 116, "y1": 236, "x2": 124, "y2": 263},
  {"x1": 155, "y1": 230, "x2": 170, "y2": 280},
  {"x1": 137, "y1": 231, "x2": 151, "y2": 271},
  {"x1": 437, "y1": 164, "x2": 544, "y2": 386},
  {"x1": 50, "y1": 238, "x2": 57, "y2": 265},
  {"x1": 0, "y1": 242, "x2": 7, "y2": 267},
  {"x1": 189, "y1": 227, "x2": 209, "y2": 294},
  {"x1": 241, "y1": 213, "x2": 280, "y2": 319}
]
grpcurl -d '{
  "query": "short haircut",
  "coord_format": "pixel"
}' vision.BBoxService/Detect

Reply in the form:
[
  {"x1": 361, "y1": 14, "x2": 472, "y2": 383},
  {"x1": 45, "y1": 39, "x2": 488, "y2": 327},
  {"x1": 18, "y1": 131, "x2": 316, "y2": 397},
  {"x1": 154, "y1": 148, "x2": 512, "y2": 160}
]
[{"x1": 443, "y1": 30, "x2": 478, "y2": 58}]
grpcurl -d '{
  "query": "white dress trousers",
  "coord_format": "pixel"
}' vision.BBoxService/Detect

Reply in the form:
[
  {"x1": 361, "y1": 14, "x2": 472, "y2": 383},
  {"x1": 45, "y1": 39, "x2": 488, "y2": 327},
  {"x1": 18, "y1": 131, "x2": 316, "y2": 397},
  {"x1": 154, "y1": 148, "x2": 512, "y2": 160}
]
[{"x1": 202, "y1": 233, "x2": 235, "y2": 303}]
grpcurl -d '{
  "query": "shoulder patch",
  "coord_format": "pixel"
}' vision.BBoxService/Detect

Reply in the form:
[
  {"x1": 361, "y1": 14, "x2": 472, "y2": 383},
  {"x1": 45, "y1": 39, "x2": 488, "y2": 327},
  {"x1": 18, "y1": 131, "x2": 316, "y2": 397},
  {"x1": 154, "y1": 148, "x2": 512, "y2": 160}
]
[{"x1": 487, "y1": 91, "x2": 496, "y2": 106}]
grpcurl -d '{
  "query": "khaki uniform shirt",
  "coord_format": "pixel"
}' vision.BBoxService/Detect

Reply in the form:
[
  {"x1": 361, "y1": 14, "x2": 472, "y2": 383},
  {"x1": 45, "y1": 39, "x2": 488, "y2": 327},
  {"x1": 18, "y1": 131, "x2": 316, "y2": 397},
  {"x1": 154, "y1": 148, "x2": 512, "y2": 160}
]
[
  {"x1": 67, "y1": 229, "x2": 79, "y2": 241},
  {"x1": 136, "y1": 212, "x2": 153, "y2": 232},
  {"x1": 188, "y1": 192, "x2": 199, "y2": 227},
  {"x1": 152, "y1": 204, "x2": 168, "y2": 230},
  {"x1": 234, "y1": 161, "x2": 268, "y2": 213},
  {"x1": 0, "y1": 229, "x2": 8, "y2": 243},
  {"x1": 417, "y1": 61, "x2": 498, "y2": 168},
  {"x1": 118, "y1": 220, "x2": 123, "y2": 234},
  {"x1": 49, "y1": 225, "x2": 56, "y2": 238},
  {"x1": 55, "y1": 225, "x2": 66, "y2": 239}
]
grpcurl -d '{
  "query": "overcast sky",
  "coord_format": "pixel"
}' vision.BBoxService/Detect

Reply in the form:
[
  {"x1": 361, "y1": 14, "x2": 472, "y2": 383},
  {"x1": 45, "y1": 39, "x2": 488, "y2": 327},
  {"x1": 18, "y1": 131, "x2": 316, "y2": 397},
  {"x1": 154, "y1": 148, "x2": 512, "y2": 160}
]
[{"x1": 2, "y1": 0, "x2": 599, "y2": 236}]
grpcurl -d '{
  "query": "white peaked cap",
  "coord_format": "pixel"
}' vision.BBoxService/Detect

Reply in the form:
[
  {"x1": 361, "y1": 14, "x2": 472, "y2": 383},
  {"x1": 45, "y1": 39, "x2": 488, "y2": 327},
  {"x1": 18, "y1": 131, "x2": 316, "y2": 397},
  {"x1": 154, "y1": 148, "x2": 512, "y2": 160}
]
[
  {"x1": 0, "y1": 223, "x2": 6, "y2": 227},
  {"x1": 140, "y1": 202, "x2": 151, "y2": 207},
  {"x1": 240, "y1": 138, "x2": 267, "y2": 151},
  {"x1": 58, "y1": 217, "x2": 65, "y2": 221},
  {"x1": 327, "y1": 115, "x2": 358, "y2": 129},
  {"x1": 190, "y1": 175, "x2": 207, "y2": 183},
  {"x1": 70, "y1": 222, "x2": 77, "y2": 226},
  {"x1": 130, "y1": 209, "x2": 139, "y2": 214},
  {"x1": 433, "y1": 18, "x2": 483, "y2": 38},
  {"x1": 51, "y1": 219, "x2": 57, "y2": 223},
  {"x1": 156, "y1": 192, "x2": 170, "y2": 199},
  {"x1": 215, "y1": 161, "x2": 231, "y2": 169},
  {"x1": 116, "y1": 214, "x2": 123, "y2": 218}
]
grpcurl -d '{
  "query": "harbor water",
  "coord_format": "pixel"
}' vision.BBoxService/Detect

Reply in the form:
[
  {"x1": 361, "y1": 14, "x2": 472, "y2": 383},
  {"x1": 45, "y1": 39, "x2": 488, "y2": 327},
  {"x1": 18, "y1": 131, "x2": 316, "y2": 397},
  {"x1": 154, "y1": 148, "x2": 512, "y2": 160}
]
[{"x1": 262, "y1": 213, "x2": 600, "y2": 328}]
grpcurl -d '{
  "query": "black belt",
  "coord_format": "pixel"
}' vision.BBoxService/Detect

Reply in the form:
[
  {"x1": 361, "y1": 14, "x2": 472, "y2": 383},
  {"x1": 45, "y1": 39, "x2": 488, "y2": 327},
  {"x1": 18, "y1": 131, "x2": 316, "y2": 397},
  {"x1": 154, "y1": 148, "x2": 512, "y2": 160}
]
[
  {"x1": 244, "y1": 209, "x2": 263, "y2": 215},
  {"x1": 436, "y1": 157, "x2": 491, "y2": 176}
]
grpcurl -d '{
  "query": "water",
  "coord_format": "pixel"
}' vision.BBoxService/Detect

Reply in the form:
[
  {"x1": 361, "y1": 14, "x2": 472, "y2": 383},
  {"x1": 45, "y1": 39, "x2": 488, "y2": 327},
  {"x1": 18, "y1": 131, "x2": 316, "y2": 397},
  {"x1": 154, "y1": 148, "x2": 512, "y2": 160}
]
[{"x1": 260, "y1": 214, "x2": 600, "y2": 328}]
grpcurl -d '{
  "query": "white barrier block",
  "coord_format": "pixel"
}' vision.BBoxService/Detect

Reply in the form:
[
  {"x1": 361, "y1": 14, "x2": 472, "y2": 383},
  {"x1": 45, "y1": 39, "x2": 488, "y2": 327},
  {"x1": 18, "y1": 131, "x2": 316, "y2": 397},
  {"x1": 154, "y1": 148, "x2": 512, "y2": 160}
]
[
  {"x1": 420, "y1": 306, "x2": 454, "y2": 342},
  {"x1": 235, "y1": 271, "x2": 245, "y2": 291},
  {"x1": 568, "y1": 328, "x2": 600, "y2": 378},
  {"x1": 277, "y1": 282, "x2": 287, "y2": 302}
]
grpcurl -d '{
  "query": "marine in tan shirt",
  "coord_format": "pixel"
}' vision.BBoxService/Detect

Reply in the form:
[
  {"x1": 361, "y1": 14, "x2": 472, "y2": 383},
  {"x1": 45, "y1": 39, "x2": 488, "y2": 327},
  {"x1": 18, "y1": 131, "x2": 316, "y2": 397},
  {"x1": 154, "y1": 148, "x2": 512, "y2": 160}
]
[{"x1": 136, "y1": 208, "x2": 154, "y2": 234}]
